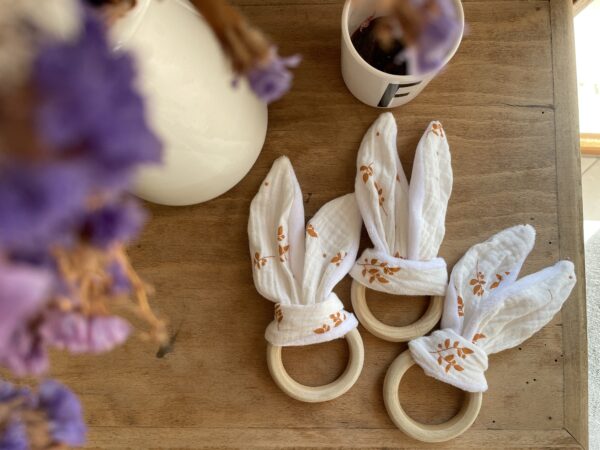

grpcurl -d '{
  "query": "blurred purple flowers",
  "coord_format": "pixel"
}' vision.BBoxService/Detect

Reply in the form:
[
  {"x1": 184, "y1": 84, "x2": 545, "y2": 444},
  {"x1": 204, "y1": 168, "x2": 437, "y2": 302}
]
[
  {"x1": 0, "y1": 380, "x2": 86, "y2": 448},
  {"x1": 83, "y1": 200, "x2": 146, "y2": 249},
  {"x1": 38, "y1": 380, "x2": 87, "y2": 446},
  {"x1": 41, "y1": 312, "x2": 132, "y2": 354},
  {"x1": 0, "y1": 420, "x2": 28, "y2": 450},
  {"x1": 246, "y1": 48, "x2": 301, "y2": 104},
  {"x1": 0, "y1": 4, "x2": 160, "y2": 374},
  {"x1": 34, "y1": 11, "x2": 161, "y2": 178},
  {"x1": 0, "y1": 265, "x2": 52, "y2": 376},
  {"x1": 354, "y1": 0, "x2": 463, "y2": 76},
  {"x1": 0, "y1": 4, "x2": 165, "y2": 449},
  {"x1": 406, "y1": 0, "x2": 463, "y2": 74}
]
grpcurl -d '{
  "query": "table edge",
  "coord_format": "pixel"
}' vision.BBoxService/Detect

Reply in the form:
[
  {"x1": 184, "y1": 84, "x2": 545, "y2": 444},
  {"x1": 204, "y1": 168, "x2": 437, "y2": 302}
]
[{"x1": 550, "y1": 1, "x2": 589, "y2": 449}]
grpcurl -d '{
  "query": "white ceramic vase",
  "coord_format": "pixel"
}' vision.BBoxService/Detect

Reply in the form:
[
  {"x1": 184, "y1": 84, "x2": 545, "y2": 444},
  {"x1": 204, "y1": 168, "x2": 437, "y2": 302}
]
[{"x1": 111, "y1": 0, "x2": 268, "y2": 206}]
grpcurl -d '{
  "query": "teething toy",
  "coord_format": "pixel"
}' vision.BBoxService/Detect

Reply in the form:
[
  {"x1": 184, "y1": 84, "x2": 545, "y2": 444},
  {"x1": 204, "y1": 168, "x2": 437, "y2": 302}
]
[
  {"x1": 350, "y1": 113, "x2": 452, "y2": 341},
  {"x1": 384, "y1": 224, "x2": 576, "y2": 442},
  {"x1": 248, "y1": 156, "x2": 364, "y2": 402}
]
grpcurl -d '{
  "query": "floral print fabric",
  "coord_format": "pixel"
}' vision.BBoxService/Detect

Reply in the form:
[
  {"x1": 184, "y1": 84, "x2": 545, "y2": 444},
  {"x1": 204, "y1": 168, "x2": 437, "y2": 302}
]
[
  {"x1": 409, "y1": 225, "x2": 577, "y2": 392},
  {"x1": 350, "y1": 113, "x2": 452, "y2": 296},
  {"x1": 248, "y1": 157, "x2": 361, "y2": 346}
]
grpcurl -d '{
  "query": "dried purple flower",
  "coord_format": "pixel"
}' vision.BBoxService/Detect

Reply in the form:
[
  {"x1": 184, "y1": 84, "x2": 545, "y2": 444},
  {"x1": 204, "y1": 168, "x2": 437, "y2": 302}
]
[
  {"x1": 1, "y1": 328, "x2": 49, "y2": 377},
  {"x1": 41, "y1": 312, "x2": 131, "y2": 354},
  {"x1": 38, "y1": 380, "x2": 86, "y2": 447},
  {"x1": 83, "y1": 200, "x2": 146, "y2": 248},
  {"x1": 108, "y1": 260, "x2": 131, "y2": 294},
  {"x1": 0, "y1": 264, "x2": 52, "y2": 376},
  {"x1": 394, "y1": 0, "x2": 462, "y2": 75},
  {"x1": 0, "y1": 265, "x2": 51, "y2": 352},
  {"x1": 33, "y1": 9, "x2": 162, "y2": 184},
  {"x1": 0, "y1": 163, "x2": 90, "y2": 252},
  {"x1": 246, "y1": 48, "x2": 301, "y2": 104},
  {"x1": 87, "y1": 316, "x2": 132, "y2": 353},
  {"x1": 0, "y1": 419, "x2": 28, "y2": 450}
]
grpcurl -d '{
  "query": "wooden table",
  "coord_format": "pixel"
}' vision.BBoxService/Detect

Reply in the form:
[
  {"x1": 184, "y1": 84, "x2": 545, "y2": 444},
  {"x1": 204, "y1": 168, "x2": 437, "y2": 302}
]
[{"x1": 56, "y1": 0, "x2": 588, "y2": 448}]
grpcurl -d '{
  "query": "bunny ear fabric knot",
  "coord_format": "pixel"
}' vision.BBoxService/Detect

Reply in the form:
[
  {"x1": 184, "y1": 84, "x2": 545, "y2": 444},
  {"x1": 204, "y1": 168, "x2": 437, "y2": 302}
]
[
  {"x1": 408, "y1": 225, "x2": 577, "y2": 392},
  {"x1": 248, "y1": 156, "x2": 362, "y2": 347},
  {"x1": 350, "y1": 113, "x2": 452, "y2": 297}
]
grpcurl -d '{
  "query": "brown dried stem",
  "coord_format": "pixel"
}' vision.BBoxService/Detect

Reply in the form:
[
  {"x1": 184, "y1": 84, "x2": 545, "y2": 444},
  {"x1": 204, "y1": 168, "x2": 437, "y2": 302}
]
[
  {"x1": 94, "y1": 0, "x2": 137, "y2": 27},
  {"x1": 113, "y1": 246, "x2": 168, "y2": 344},
  {"x1": 52, "y1": 243, "x2": 168, "y2": 346},
  {"x1": 189, "y1": 0, "x2": 271, "y2": 73}
]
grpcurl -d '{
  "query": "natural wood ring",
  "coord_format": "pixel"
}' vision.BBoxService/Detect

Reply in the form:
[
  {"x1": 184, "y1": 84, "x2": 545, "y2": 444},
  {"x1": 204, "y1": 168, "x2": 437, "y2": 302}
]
[
  {"x1": 383, "y1": 350, "x2": 483, "y2": 442},
  {"x1": 266, "y1": 328, "x2": 364, "y2": 403},
  {"x1": 351, "y1": 280, "x2": 444, "y2": 342}
]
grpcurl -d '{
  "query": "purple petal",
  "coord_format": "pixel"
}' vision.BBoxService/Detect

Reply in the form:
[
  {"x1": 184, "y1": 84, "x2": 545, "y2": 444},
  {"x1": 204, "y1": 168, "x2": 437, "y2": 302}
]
[
  {"x1": 1, "y1": 329, "x2": 49, "y2": 377},
  {"x1": 246, "y1": 48, "x2": 301, "y2": 104},
  {"x1": 107, "y1": 261, "x2": 131, "y2": 295},
  {"x1": 41, "y1": 312, "x2": 131, "y2": 354},
  {"x1": 33, "y1": 8, "x2": 162, "y2": 185},
  {"x1": 0, "y1": 419, "x2": 28, "y2": 450},
  {"x1": 82, "y1": 200, "x2": 146, "y2": 248},
  {"x1": 87, "y1": 316, "x2": 131, "y2": 353},
  {"x1": 38, "y1": 380, "x2": 87, "y2": 447},
  {"x1": 0, "y1": 264, "x2": 52, "y2": 356}
]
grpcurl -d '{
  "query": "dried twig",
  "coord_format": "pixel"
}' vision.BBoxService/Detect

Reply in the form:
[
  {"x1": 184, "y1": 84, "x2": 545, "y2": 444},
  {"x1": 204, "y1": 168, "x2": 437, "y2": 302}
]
[{"x1": 189, "y1": 0, "x2": 271, "y2": 73}]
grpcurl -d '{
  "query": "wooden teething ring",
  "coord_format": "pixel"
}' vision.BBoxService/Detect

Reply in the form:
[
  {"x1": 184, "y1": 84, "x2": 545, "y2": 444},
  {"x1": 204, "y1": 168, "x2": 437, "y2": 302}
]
[
  {"x1": 351, "y1": 280, "x2": 444, "y2": 342},
  {"x1": 384, "y1": 350, "x2": 482, "y2": 442},
  {"x1": 266, "y1": 328, "x2": 364, "y2": 402}
]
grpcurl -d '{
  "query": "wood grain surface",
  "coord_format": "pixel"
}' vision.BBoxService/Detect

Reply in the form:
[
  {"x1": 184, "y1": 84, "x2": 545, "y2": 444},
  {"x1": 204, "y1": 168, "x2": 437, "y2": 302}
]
[{"x1": 51, "y1": 0, "x2": 588, "y2": 448}]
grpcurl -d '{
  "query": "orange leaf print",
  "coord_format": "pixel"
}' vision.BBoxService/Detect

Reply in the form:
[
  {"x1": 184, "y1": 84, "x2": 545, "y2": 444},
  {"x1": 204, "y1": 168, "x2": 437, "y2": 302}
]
[
  {"x1": 430, "y1": 123, "x2": 445, "y2": 138},
  {"x1": 278, "y1": 244, "x2": 290, "y2": 262},
  {"x1": 277, "y1": 225, "x2": 285, "y2": 242},
  {"x1": 360, "y1": 163, "x2": 374, "y2": 183},
  {"x1": 330, "y1": 252, "x2": 347, "y2": 267},
  {"x1": 472, "y1": 333, "x2": 487, "y2": 344},
  {"x1": 314, "y1": 324, "x2": 331, "y2": 334},
  {"x1": 470, "y1": 263, "x2": 486, "y2": 296},
  {"x1": 253, "y1": 252, "x2": 274, "y2": 270},
  {"x1": 357, "y1": 257, "x2": 400, "y2": 284},
  {"x1": 431, "y1": 338, "x2": 474, "y2": 374},
  {"x1": 274, "y1": 304, "x2": 283, "y2": 327},
  {"x1": 330, "y1": 312, "x2": 346, "y2": 327},
  {"x1": 489, "y1": 272, "x2": 509, "y2": 290},
  {"x1": 374, "y1": 181, "x2": 388, "y2": 216},
  {"x1": 457, "y1": 296, "x2": 464, "y2": 317},
  {"x1": 307, "y1": 224, "x2": 319, "y2": 238}
]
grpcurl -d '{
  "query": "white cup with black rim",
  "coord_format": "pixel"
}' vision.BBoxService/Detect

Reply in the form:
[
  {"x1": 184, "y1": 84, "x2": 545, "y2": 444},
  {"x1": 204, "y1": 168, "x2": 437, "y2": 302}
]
[{"x1": 341, "y1": 0, "x2": 465, "y2": 108}]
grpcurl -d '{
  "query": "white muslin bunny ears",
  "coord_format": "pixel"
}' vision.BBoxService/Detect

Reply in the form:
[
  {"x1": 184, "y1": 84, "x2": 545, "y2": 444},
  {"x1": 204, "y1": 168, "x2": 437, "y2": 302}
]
[
  {"x1": 248, "y1": 156, "x2": 362, "y2": 347},
  {"x1": 408, "y1": 224, "x2": 576, "y2": 392},
  {"x1": 350, "y1": 112, "x2": 452, "y2": 296}
]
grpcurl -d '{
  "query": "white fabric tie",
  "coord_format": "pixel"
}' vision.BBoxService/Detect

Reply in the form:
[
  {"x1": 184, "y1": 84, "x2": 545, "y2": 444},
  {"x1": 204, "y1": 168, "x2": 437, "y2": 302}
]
[
  {"x1": 266, "y1": 293, "x2": 358, "y2": 347},
  {"x1": 409, "y1": 225, "x2": 577, "y2": 392},
  {"x1": 248, "y1": 156, "x2": 362, "y2": 346},
  {"x1": 350, "y1": 113, "x2": 452, "y2": 296}
]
